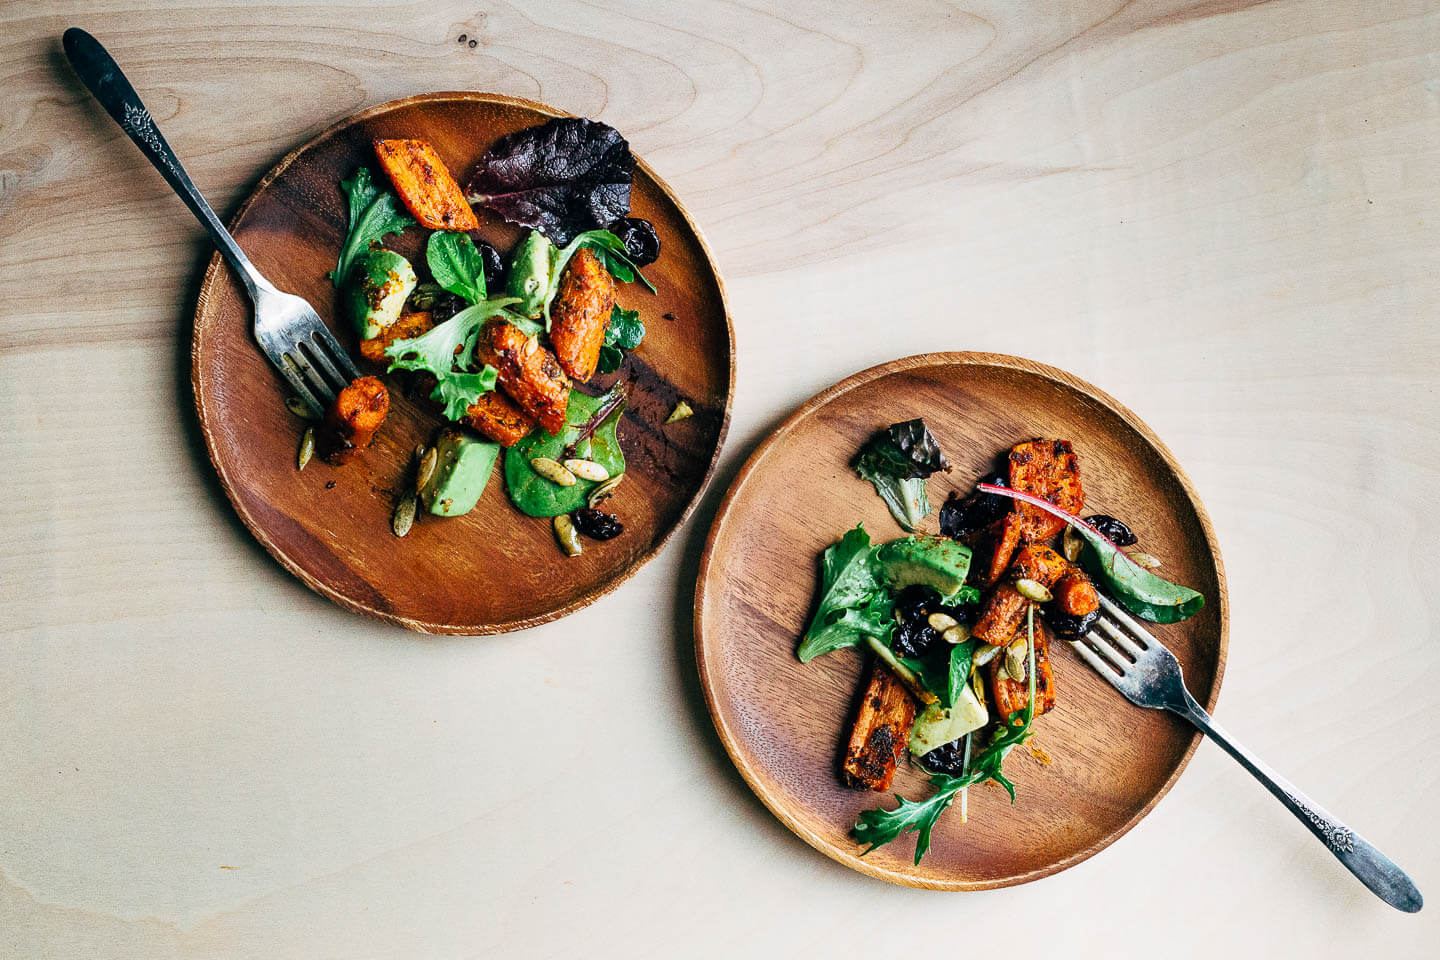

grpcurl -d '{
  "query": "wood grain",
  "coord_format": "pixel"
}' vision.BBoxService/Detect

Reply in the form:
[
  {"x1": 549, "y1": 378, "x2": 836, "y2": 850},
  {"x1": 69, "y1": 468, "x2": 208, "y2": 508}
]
[
  {"x1": 192, "y1": 92, "x2": 732, "y2": 634},
  {"x1": 696, "y1": 352, "x2": 1227, "y2": 888},
  {"x1": 2, "y1": 2, "x2": 1437, "y2": 957}
]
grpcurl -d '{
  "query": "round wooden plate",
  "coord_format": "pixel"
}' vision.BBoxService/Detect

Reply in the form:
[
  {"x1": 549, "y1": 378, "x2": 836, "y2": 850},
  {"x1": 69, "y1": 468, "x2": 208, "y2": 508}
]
[
  {"x1": 193, "y1": 93, "x2": 732, "y2": 634},
  {"x1": 694, "y1": 353, "x2": 1227, "y2": 888}
]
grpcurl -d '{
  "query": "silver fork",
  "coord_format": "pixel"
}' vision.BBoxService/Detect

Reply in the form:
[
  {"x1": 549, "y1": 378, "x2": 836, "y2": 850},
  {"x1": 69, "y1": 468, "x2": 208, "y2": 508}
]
[
  {"x1": 1073, "y1": 593, "x2": 1423, "y2": 912},
  {"x1": 62, "y1": 28, "x2": 359, "y2": 415}
]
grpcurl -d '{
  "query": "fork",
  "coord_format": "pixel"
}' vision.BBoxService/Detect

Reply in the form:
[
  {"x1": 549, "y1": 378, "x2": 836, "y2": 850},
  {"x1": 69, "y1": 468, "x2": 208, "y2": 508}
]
[
  {"x1": 1072, "y1": 593, "x2": 1423, "y2": 912},
  {"x1": 62, "y1": 28, "x2": 359, "y2": 416}
]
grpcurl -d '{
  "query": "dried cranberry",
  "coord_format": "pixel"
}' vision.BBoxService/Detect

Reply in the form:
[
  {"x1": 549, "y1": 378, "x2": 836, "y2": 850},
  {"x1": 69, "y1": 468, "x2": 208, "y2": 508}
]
[
  {"x1": 1042, "y1": 605, "x2": 1099, "y2": 640},
  {"x1": 1084, "y1": 514, "x2": 1138, "y2": 546},
  {"x1": 570, "y1": 507, "x2": 623, "y2": 540},
  {"x1": 938, "y1": 472, "x2": 1010, "y2": 538},
  {"x1": 608, "y1": 217, "x2": 661, "y2": 266},
  {"x1": 919, "y1": 738, "x2": 969, "y2": 777},
  {"x1": 891, "y1": 586, "x2": 973, "y2": 659}
]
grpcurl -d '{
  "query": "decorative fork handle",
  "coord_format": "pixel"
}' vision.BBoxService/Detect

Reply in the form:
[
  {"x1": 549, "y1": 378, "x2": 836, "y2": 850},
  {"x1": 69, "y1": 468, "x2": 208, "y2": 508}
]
[
  {"x1": 61, "y1": 27, "x2": 271, "y2": 299},
  {"x1": 1171, "y1": 691, "x2": 1423, "y2": 913}
]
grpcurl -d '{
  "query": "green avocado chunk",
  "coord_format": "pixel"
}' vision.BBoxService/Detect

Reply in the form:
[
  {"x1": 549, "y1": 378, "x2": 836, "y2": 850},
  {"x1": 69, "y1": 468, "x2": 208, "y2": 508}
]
[
  {"x1": 504, "y1": 230, "x2": 556, "y2": 319},
  {"x1": 420, "y1": 429, "x2": 500, "y2": 517},
  {"x1": 874, "y1": 535, "x2": 972, "y2": 598},
  {"x1": 346, "y1": 249, "x2": 416, "y2": 340}
]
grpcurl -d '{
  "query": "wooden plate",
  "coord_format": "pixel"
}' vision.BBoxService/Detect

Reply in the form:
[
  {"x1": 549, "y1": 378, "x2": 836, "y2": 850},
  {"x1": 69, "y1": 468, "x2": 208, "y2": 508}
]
[
  {"x1": 694, "y1": 353, "x2": 1227, "y2": 888},
  {"x1": 192, "y1": 93, "x2": 732, "y2": 634}
]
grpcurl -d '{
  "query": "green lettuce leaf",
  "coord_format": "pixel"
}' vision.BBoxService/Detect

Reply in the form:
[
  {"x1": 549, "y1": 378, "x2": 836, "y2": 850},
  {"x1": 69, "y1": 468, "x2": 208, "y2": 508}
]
[
  {"x1": 383, "y1": 298, "x2": 520, "y2": 421},
  {"x1": 330, "y1": 168, "x2": 413, "y2": 287},
  {"x1": 797, "y1": 525, "x2": 890, "y2": 662}
]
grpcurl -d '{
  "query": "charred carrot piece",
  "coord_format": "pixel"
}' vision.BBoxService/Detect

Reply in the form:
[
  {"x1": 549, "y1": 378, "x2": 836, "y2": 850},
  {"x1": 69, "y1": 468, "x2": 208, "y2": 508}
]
[
  {"x1": 1007, "y1": 438, "x2": 1084, "y2": 541},
  {"x1": 317, "y1": 376, "x2": 389, "y2": 464},
  {"x1": 477, "y1": 319, "x2": 569, "y2": 435},
  {"x1": 989, "y1": 618, "x2": 1056, "y2": 722},
  {"x1": 359, "y1": 310, "x2": 436, "y2": 366},
  {"x1": 459, "y1": 391, "x2": 535, "y2": 448},
  {"x1": 549, "y1": 247, "x2": 616, "y2": 382},
  {"x1": 842, "y1": 662, "x2": 918, "y2": 791},
  {"x1": 372, "y1": 139, "x2": 480, "y2": 231}
]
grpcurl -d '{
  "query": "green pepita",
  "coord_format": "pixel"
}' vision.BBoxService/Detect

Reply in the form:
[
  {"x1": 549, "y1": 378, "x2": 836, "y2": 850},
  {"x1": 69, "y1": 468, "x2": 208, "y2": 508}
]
[
  {"x1": 392, "y1": 494, "x2": 417, "y2": 537},
  {"x1": 530, "y1": 457, "x2": 577, "y2": 486},
  {"x1": 665, "y1": 400, "x2": 693, "y2": 424},
  {"x1": 563, "y1": 458, "x2": 609, "y2": 482},
  {"x1": 297, "y1": 427, "x2": 315, "y2": 471},
  {"x1": 586, "y1": 473, "x2": 624, "y2": 508},
  {"x1": 285, "y1": 396, "x2": 316, "y2": 420},
  {"x1": 553, "y1": 513, "x2": 582, "y2": 556},
  {"x1": 1015, "y1": 577, "x2": 1053, "y2": 602},
  {"x1": 415, "y1": 446, "x2": 438, "y2": 494},
  {"x1": 1062, "y1": 525, "x2": 1084, "y2": 562}
]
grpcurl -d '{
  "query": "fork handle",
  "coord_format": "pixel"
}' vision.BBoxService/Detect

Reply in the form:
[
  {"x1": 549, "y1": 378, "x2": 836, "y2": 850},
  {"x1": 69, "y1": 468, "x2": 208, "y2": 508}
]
[
  {"x1": 1172, "y1": 694, "x2": 1422, "y2": 912},
  {"x1": 61, "y1": 28, "x2": 271, "y2": 299}
]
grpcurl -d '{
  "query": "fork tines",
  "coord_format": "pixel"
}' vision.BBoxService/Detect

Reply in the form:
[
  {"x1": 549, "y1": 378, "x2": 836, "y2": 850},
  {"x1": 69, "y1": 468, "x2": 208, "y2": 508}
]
[{"x1": 265, "y1": 317, "x2": 360, "y2": 417}]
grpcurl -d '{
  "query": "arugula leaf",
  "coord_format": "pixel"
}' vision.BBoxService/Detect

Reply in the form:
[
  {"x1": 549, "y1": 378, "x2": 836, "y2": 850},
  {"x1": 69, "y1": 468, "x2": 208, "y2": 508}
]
[
  {"x1": 331, "y1": 168, "x2": 414, "y2": 287},
  {"x1": 596, "y1": 305, "x2": 646, "y2": 374},
  {"x1": 384, "y1": 298, "x2": 520, "y2": 420},
  {"x1": 977, "y1": 483, "x2": 1204, "y2": 623},
  {"x1": 855, "y1": 420, "x2": 949, "y2": 531},
  {"x1": 797, "y1": 525, "x2": 889, "y2": 663},
  {"x1": 427, "y1": 231, "x2": 487, "y2": 303},
  {"x1": 542, "y1": 229, "x2": 656, "y2": 330},
  {"x1": 854, "y1": 610, "x2": 1038, "y2": 864}
]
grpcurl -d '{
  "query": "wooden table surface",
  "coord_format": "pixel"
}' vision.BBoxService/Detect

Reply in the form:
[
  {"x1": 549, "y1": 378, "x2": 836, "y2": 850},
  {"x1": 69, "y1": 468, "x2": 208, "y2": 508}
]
[{"x1": 3, "y1": 1, "x2": 1437, "y2": 957}]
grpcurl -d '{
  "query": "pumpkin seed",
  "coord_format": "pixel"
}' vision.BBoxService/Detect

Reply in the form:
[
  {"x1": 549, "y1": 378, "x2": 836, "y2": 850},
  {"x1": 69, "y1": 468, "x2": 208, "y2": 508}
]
[
  {"x1": 285, "y1": 396, "x2": 317, "y2": 420},
  {"x1": 587, "y1": 473, "x2": 624, "y2": 508},
  {"x1": 530, "y1": 457, "x2": 577, "y2": 486},
  {"x1": 1062, "y1": 525, "x2": 1084, "y2": 562},
  {"x1": 392, "y1": 494, "x2": 417, "y2": 537},
  {"x1": 1004, "y1": 637, "x2": 1028, "y2": 682},
  {"x1": 972, "y1": 643, "x2": 1001, "y2": 668},
  {"x1": 553, "y1": 514, "x2": 582, "y2": 556},
  {"x1": 297, "y1": 427, "x2": 315, "y2": 470},
  {"x1": 1126, "y1": 549, "x2": 1162, "y2": 569},
  {"x1": 665, "y1": 400, "x2": 693, "y2": 424},
  {"x1": 942, "y1": 624, "x2": 971, "y2": 645},
  {"x1": 563, "y1": 458, "x2": 609, "y2": 482},
  {"x1": 970, "y1": 665, "x2": 987, "y2": 705},
  {"x1": 1014, "y1": 577, "x2": 1053, "y2": 602},
  {"x1": 414, "y1": 446, "x2": 438, "y2": 494},
  {"x1": 927, "y1": 612, "x2": 958, "y2": 632}
]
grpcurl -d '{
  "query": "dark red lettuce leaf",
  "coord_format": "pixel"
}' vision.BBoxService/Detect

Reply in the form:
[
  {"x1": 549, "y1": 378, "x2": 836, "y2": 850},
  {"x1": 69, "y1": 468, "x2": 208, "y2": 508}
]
[{"x1": 465, "y1": 117, "x2": 632, "y2": 246}]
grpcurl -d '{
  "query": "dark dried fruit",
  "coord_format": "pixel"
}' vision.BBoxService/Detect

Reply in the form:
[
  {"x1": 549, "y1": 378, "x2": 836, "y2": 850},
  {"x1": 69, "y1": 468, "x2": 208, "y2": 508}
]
[
  {"x1": 891, "y1": 585, "x2": 974, "y2": 659},
  {"x1": 571, "y1": 507, "x2": 623, "y2": 540},
  {"x1": 465, "y1": 117, "x2": 633, "y2": 246},
  {"x1": 919, "y1": 737, "x2": 968, "y2": 777},
  {"x1": 938, "y1": 472, "x2": 1009, "y2": 538},
  {"x1": 1042, "y1": 605, "x2": 1100, "y2": 640},
  {"x1": 607, "y1": 217, "x2": 660, "y2": 266},
  {"x1": 1085, "y1": 514, "x2": 1138, "y2": 546},
  {"x1": 475, "y1": 238, "x2": 505, "y2": 290}
]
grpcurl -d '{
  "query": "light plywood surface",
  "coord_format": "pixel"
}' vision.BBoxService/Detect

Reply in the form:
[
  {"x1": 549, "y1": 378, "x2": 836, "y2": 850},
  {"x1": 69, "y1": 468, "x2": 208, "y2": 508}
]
[{"x1": 2, "y1": 2, "x2": 1437, "y2": 957}]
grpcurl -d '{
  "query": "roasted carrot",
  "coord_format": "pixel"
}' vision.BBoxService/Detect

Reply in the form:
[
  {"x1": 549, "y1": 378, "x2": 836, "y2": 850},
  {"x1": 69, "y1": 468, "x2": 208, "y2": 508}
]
[
  {"x1": 476, "y1": 319, "x2": 570, "y2": 434},
  {"x1": 1008, "y1": 543, "x2": 1070, "y2": 588},
  {"x1": 1007, "y1": 439, "x2": 1084, "y2": 541},
  {"x1": 989, "y1": 618, "x2": 1056, "y2": 722},
  {"x1": 316, "y1": 376, "x2": 389, "y2": 464},
  {"x1": 973, "y1": 583, "x2": 1028, "y2": 646},
  {"x1": 842, "y1": 661, "x2": 918, "y2": 791},
  {"x1": 549, "y1": 247, "x2": 616, "y2": 382},
  {"x1": 459, "y1": 391, "x2": 535, "y2": 448},
  {"x1": 359, "y1": 310, "x2": 436, "y2": 366},
  {"x1": 981, "y1": 512, "x2": 1024, "y2": 587},
  {"x1": 372, "y1": 138, "x2": 480, "y2": 231},
  {"x1": 1053, "y1": 572, "x2": 1099, "y2": 617}
]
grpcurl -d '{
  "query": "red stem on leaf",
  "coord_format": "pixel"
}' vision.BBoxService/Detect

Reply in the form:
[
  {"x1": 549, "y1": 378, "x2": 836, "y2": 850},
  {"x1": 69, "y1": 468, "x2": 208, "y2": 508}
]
[{"x1": 975, "y1": 483, "x2": 1123, "y2": 554}]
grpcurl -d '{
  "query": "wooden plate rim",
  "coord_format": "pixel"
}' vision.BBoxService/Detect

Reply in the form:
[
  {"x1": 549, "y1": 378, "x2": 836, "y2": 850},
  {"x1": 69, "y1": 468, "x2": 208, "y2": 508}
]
[
  {"x1": 693, "y1": 351, "x2": 1229, "y2": 889},
  {"x1": 191, "y1": 91, "x2": 736, "y2": 635}
]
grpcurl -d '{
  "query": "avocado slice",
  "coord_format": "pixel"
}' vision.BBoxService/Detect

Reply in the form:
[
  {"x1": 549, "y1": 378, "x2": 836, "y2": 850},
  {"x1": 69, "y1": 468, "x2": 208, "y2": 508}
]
[
  {"x1": 420, "y1": 429, "x2": 500, "y2": 517},
  {"x1": 874, "y1": 535, "x2": 972, "y2": 598},
  {"x1": 908, "y1": 682, "x2": 989, "y2": 756},
  {"x1": 505, "y1": 230, "x2": 556, "y2": 319},
  {"x1": 346, "y1": 249, "x2": 417, "y2": 340}
]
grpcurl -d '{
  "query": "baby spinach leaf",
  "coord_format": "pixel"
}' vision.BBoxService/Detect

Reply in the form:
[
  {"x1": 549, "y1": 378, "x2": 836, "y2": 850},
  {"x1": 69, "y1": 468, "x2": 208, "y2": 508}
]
[
  {"x1": 947, "y1": 639, "x2": 977, "y2": 707},
  {"x1": 977, "y1": 483, "x2": 1204, "y2": 624},
  {"x1": 426, "y1": 231, "x2": 487, "y2": 303},
  {"x1": 503, "y1": 388, "x2": 627, "y2": 517},
  {"x1": 797, "y1": 525, "x2": 891, "y2": 662},
  {"x1": 596, "y1": 305, "x2": 646, "y2": 375},
  {"x1": 465, "y1": 117, "x2": 632, "y2": 247},
  {"x1": 331, "y1": 168, "x2": 414, "y2": 287},
  {"x1": 384, "y1": 298, "x2": 520, "y2": 420}
]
